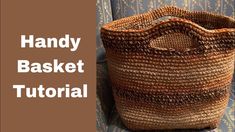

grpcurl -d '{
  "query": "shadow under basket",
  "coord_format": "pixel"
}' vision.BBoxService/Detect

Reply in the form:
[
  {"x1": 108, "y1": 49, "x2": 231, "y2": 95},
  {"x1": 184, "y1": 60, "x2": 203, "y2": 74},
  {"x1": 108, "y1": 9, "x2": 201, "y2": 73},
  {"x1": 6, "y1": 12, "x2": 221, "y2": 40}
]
[{"x1": 101, "y1": 6, "x2": 235, "y2": 130}]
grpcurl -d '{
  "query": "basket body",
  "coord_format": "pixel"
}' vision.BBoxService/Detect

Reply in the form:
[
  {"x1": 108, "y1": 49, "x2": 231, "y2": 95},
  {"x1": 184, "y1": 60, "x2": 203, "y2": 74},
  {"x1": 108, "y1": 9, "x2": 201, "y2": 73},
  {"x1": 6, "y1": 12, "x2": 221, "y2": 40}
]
[{"x1": 101, "y1": 7, "x2": 235, "y2": 130}]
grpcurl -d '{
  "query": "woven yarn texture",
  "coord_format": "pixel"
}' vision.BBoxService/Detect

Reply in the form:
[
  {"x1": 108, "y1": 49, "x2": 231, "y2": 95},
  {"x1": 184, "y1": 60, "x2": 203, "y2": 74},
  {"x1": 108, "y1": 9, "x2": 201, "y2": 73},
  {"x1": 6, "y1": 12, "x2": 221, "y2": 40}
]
[{"x1": 101, "y1": 6, "x2": 235, "y2": 130}]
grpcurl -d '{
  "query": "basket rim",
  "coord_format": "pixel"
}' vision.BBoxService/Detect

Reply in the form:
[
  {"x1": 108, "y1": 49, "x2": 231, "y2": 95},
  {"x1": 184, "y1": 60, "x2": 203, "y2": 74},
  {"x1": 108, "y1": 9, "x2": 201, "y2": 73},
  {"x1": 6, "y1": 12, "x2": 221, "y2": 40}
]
[
  {"x1": 101, "y1": 6, "x2": 235, "y2": 54},
  {"x1": 101, "y1": 6, "x2": 235, "y2": 34}
]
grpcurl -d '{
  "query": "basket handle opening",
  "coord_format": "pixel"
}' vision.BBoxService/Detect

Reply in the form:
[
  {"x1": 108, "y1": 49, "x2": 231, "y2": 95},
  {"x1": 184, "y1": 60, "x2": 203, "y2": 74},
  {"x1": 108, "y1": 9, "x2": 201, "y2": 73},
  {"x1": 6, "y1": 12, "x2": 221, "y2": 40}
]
[{"x1": 148, "y1": 25, "x2": 200, "y2": 51}]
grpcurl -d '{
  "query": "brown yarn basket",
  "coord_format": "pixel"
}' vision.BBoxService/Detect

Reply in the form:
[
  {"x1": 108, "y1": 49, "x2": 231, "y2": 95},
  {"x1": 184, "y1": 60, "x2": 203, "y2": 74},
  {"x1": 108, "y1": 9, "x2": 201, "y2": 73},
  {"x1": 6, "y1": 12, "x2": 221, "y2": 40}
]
[{"x1": 101, "y1": 6, "x2": 235, "y2": 130}]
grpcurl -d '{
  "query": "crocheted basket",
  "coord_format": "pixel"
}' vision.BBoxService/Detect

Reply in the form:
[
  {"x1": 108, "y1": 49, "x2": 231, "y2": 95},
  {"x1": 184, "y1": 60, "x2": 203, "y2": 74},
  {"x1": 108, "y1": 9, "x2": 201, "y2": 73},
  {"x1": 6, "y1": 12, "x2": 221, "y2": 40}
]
[{"x1": 101, "y1": 6, "x2": 235, "y2": 130}]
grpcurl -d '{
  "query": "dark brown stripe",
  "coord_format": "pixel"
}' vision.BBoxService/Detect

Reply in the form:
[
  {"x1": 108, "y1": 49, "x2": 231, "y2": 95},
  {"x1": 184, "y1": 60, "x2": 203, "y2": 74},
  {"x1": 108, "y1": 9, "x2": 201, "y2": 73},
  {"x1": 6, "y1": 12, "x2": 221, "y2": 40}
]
[{"x1": 113, "y1": 85, "x2": 230, "y2": 106}]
